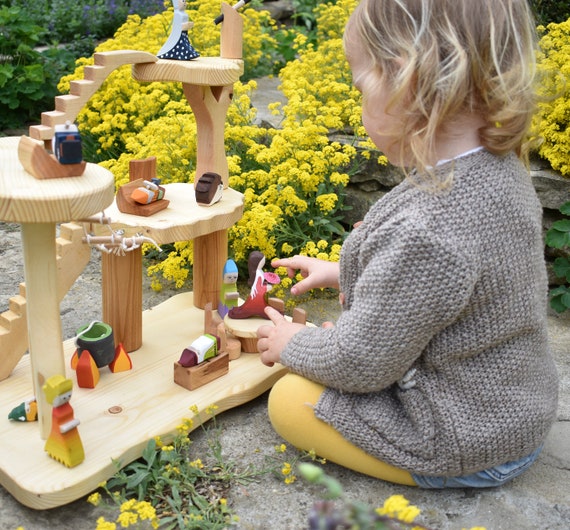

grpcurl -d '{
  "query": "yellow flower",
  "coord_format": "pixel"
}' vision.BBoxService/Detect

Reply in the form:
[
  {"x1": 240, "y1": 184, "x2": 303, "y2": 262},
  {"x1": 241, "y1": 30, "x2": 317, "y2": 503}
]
[
  {"x1": 205, "y1": 404, "x2": 219, "y2": 415},
  {"x1": 189, "y1": 404, "x2": 199, "y2": 415},
  {"x1": 96, "y1": 517, "x2": 117, "y2": 530},
  {"x1": 87, "y1": 491, "x2": 102, "y2": 506},
  {"x1": 133, "y1": 500, "x2": 158, "y2": 523},
  {"x1": 176, "y1": 417, "x2": 194, "y2": 433},
  {"x1": 117, "y1": 510, "x2": 138, "y2": 528},
  {"x1": 275, "y1": 443, "x2": 287, "y2": 453},
  {"x1": 376, "y1": 494, "x2": 421, "y2": 524},
  {"x1": 190, "y1": 458, "x2": 204, "y2": 469}
]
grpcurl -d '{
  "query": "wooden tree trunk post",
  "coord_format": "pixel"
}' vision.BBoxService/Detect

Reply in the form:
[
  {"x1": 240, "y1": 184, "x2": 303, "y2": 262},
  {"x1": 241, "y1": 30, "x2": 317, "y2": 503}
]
[
  {"x1": 183, "y1": 84, "x2": 234, "y2": 188},
  {"x1": 102, "y1": 248, "x2": 143, "y2": 351},
  {"x1": 193, "y1": 228, "x2": 228, "y2": 309},
  {"x1": 21, "y1": 222, "x2": 66, "y2": 439}
]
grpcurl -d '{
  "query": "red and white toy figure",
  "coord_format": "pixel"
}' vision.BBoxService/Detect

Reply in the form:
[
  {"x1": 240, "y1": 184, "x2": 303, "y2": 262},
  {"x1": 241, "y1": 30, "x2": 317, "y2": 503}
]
[{"x1": 228, "y1": 253, "x2": 280, "y2": 319}]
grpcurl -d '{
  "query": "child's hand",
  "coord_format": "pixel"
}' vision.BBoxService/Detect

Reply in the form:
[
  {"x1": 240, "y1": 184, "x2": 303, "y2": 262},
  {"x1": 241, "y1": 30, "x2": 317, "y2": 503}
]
[
  {"x1": 272, "y1": 256, "x2": 340, "y2": 296},
  {"x1": 257, "y1": 306, "x2": 306, "y2": 367}
]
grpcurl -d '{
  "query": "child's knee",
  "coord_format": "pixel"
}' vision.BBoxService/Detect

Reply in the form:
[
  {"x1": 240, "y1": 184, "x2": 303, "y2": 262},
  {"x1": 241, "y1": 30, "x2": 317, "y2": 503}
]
[{"x1": 268, "y1": 373, "x2": 323, "y2": 434}]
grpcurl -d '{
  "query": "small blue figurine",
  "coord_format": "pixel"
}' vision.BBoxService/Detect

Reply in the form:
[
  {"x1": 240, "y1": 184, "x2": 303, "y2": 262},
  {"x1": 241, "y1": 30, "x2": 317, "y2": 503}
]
[
  {"x1": 157, "y1": 0, "x2": 200, "y2": 60},
  {"x1": 218, "y1": 259, "x2": 239, "y2": 318}
]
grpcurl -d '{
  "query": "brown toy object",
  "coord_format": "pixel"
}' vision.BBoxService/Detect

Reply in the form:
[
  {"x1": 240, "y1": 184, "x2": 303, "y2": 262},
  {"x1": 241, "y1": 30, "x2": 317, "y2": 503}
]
[
  {"x1": 174, "y1": 302, "x2": 236, "y2": 391},
  {"x1": 174, "y1": 352, "x2": 230, "y2": 391},
  {"x1": 195, "y1": 172, "x2": 223, "y2": 206},
  {"x1": 116, "y1": 157, "x2": 169, "y2": 216},
  {"x1": 18, "y1": 136, "x2": 86, "y2": 180}
]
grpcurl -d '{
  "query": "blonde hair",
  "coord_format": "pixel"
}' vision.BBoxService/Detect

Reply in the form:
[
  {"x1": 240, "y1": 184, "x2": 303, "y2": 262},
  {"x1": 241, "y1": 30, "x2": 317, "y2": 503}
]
[{"x1": 344, "y1": 0, "x2": 538, "y2": 179}]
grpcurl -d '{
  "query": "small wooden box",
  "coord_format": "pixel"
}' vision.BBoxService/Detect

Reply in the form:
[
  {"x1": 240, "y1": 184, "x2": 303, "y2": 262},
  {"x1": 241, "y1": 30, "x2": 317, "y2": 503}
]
[{"x1": 173, "y1": 352, "x2": 230, "y2": 391}]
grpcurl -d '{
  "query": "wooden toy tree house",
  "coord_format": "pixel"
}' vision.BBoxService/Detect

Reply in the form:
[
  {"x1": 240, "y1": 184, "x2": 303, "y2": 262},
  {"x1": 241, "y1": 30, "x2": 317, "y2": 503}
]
[{"x1": 0, "y1": 4, "x2": 288, "y2": 509}]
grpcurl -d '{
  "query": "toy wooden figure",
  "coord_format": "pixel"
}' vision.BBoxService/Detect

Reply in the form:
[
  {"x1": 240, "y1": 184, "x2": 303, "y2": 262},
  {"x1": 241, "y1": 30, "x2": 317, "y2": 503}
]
[
  {"x1": 195, "y1": 172, "x2": 223, "y2": 206},
  {"x1": 218, "y1": 259, "x2": 239, "y2": 317},
  {"x1": 52, "y1": 122, "x2": 82, "y2": 164},
  {"x1": 228, "y1": 253, "x2": 280, "y2": 319},
  {"x1": 116, "y1": 161, "x2": 170, "y2": 217},
  {"x1": 157, "y1": 0, "x2": 200, "y2": 60},
  {"x1": 131, "y1": 179, "x2": 165, "y2": 205},
  {"x1": 8, "y1": 398, "x2": 38, "y2": 422},
  {"x1": 42, "y1": 375, "x2": 85, "y2": 468},
  {"x1": 17, "y1": 135, "x2": 86, "y2": 180},
  {"x1": 174, "y1": 333, "x2": 229, "y2": 391}
]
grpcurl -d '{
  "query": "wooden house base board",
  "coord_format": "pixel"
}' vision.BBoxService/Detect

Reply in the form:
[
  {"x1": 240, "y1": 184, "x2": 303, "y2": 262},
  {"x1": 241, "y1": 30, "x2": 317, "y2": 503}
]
[{"x1": 0, "y1": 292, "x2": 287, "y2": 509}]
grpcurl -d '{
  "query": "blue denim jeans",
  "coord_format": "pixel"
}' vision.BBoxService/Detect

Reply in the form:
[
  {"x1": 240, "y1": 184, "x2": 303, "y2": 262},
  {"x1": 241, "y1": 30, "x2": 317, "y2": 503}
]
[{"x1": 412, "y1": 445, "x2": 542, "y2": 488}]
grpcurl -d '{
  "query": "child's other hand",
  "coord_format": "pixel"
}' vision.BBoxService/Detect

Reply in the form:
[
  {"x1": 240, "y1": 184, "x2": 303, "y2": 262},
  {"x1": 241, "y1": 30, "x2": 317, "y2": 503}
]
[
  {"x1": 272, "y1": 255, "x2": 340, "y2": 296},
  {"x1": 257, "y1": 306, "x2": 306, "y2": 367}
]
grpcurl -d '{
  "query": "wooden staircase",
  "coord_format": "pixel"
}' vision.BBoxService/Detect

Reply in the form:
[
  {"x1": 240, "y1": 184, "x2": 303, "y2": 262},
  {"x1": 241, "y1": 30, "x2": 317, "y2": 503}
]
[
  {"x1": 28, "y1": 50, "x2": 157, "y2": 143},
  {"x1": 0, "y1": 223, "x2": 92, "y2": 381}
]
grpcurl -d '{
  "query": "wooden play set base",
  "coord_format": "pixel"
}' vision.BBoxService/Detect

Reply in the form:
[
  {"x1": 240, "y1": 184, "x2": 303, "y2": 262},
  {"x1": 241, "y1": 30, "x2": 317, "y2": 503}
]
[{"x1": 0, "y1": 292, "x2": 288, "y2": 509}]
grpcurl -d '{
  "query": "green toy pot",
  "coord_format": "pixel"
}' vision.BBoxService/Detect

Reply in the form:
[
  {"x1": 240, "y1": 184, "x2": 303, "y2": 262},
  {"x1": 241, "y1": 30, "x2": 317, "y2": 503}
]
[{"x1": 76, "y1": 322, "x2": 115, "y2": 367}]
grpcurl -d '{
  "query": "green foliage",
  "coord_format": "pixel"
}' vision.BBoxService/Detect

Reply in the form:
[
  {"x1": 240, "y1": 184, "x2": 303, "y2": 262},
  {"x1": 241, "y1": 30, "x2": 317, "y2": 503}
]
[
  {"x1": 0, "y1": 6, "x2": 76, "y2": 129},
  {"x1": 0, "y1": 0, "x2": 165, "y2": 130},
  {"x1": 531, "y1": 0, "x2": 570, "y2": 25},
  {"x1": 92, "y1": 411, "x2": 326, "y2": 528},
  {"x1": 546, "y1": 201, "x2": 570, "y2": 313},
  {"x1": 533, "y1": 18, "x2": 570, "y2": 177},
  {"x1": 1, "y1": 0, "x2": 164, "y2": 45}
]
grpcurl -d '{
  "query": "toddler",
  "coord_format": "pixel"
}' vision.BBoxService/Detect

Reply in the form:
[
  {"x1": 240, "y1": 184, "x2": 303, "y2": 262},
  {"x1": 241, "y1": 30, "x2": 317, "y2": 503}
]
[{"x1": 256, "y1": 0, "x2": 559, "y2": 488}]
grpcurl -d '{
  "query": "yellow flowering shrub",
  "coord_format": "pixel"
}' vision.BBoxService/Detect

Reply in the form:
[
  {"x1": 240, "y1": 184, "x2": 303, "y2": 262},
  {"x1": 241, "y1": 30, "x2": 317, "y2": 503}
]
[{"x1": 533, "y1": 18, "x2": 570, "y2": 176}]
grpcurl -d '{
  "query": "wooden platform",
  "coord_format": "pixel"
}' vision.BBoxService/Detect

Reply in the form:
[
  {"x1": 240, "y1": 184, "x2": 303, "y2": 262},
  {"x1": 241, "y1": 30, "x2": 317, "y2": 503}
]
[{"x1": 0, "y1": 292, "x2": 287, "y2": 509}]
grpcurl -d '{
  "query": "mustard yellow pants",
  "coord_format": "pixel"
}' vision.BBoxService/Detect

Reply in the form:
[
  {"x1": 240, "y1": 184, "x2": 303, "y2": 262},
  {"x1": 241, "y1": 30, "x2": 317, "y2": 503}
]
[{"x1": 267, "y1": 373, "x2": 416, "y2": 486}]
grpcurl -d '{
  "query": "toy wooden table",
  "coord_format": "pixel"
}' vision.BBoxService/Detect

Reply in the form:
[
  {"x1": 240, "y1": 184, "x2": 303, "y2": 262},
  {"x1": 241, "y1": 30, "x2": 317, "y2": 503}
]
[{"x1": 0, "y1": 136, "x2": 115, "y2": 439}]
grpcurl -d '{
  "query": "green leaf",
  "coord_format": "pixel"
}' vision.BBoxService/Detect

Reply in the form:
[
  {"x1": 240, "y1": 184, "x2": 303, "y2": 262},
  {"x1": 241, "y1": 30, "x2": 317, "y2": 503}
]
[
  {"x1": 550, "y1": 296, "x2": 568, "y2": 313},
  {"x1": 560, "y1": 201, "x2": 570, "y2": 216},
  {"x1": 125, "y1": 469, "x2": 150, "y2": 490},
  {"x1": 545, "y1": 228, "x2": 570, "y2": 248},
  {"x1": 551, "y1": 219, "x2": 570, "y2": 232},
  {"x1": 553, "y1": 257, "x2": 570, "y2": 280},
  {"x1": 141, "y1": 438, "x2": 158, "y2": 467},
  {"x1": 550, "y1": 285, "x2": 570, "y2": 313},
  {"x1": 563, "y1": 291, "x2": 570, "y2": 309}
]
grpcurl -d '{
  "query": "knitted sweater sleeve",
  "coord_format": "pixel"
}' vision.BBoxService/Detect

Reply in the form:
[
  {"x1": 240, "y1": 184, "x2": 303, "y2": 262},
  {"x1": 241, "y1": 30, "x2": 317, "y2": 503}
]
[{"x1": 279, "y1": 218, "x2": 479, "y2": 392}]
